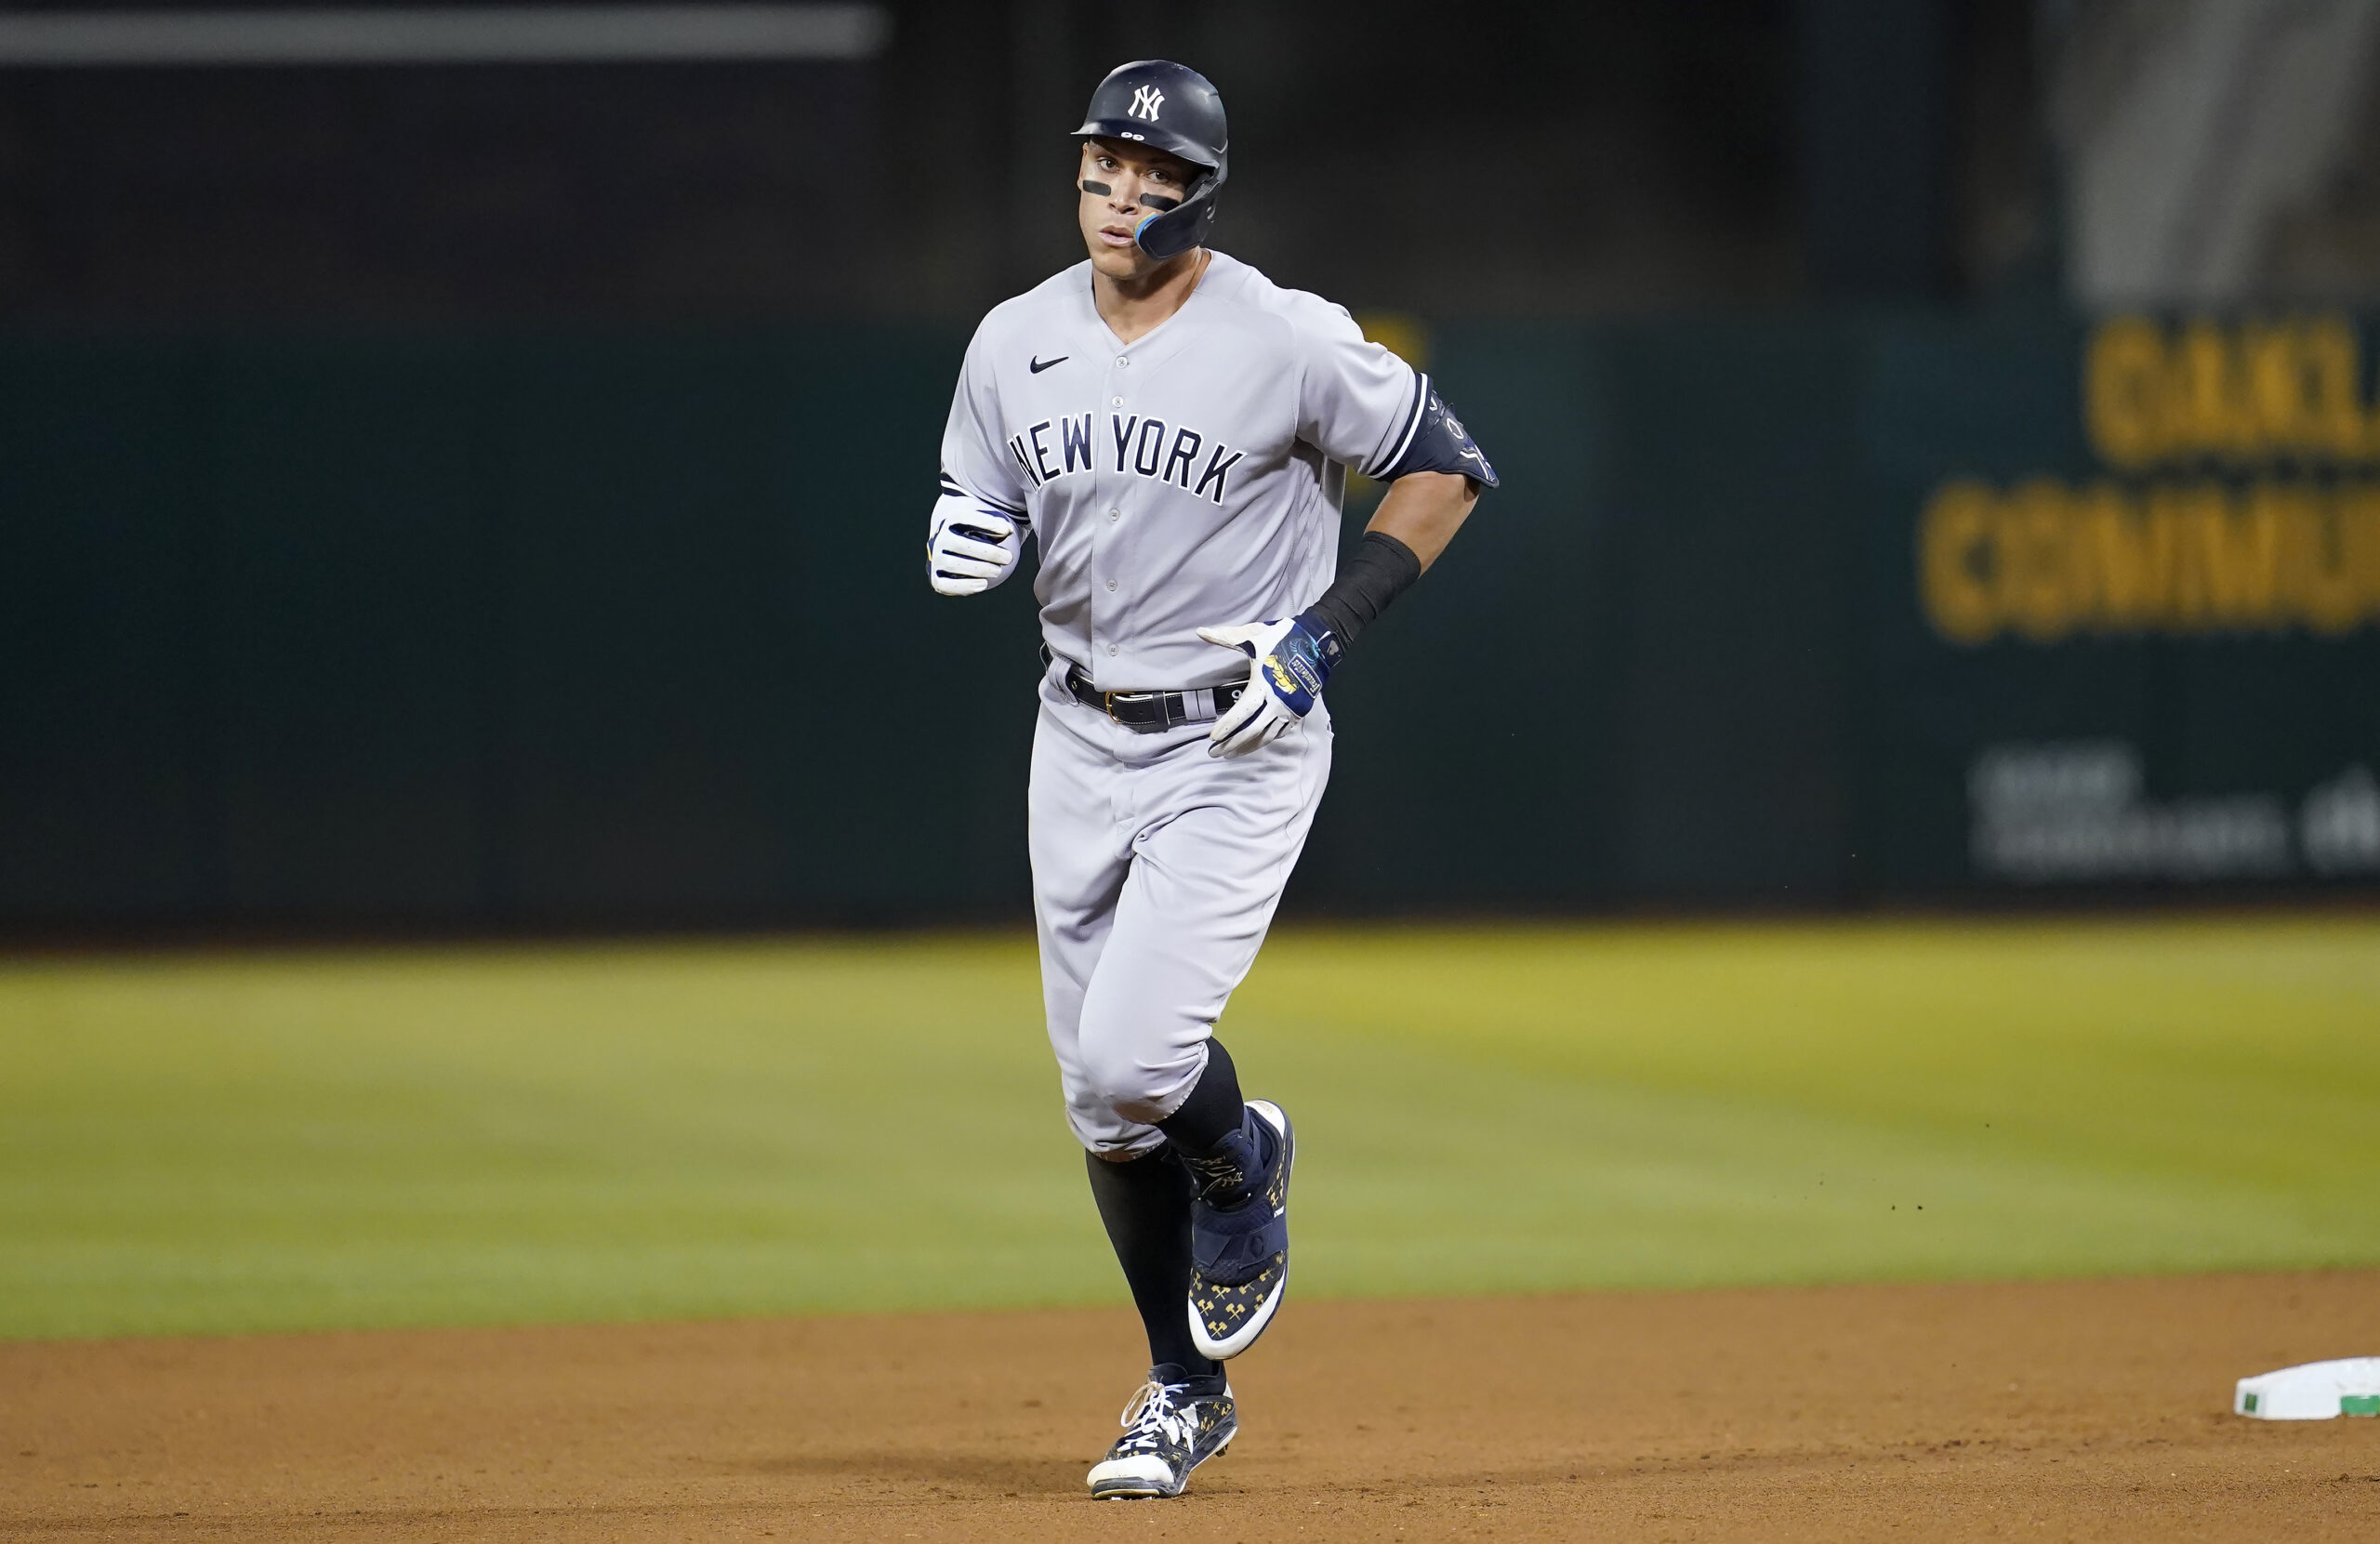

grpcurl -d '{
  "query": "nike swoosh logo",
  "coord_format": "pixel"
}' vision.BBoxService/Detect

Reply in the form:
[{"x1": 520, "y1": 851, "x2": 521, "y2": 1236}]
[{"x1": 1029, "y1": 355, "x2": 1067, "y2": 374}]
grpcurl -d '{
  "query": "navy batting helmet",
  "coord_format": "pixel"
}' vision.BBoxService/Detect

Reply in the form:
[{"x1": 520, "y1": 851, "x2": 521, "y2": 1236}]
[{"x1": 1075, "y1": 59, "x2": 1227, "y2": 260}]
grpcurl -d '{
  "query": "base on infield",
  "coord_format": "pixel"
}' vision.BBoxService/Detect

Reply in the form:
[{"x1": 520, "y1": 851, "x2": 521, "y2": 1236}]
[{"x1": 2236, "y1": 1357, "x2": 2380, "y2": 1419}]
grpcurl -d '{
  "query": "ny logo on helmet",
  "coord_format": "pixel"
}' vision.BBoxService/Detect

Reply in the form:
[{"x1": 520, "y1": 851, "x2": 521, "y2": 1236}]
[{"x1": 1129, "y1": 86, "x2": 1164, "y2": 121}]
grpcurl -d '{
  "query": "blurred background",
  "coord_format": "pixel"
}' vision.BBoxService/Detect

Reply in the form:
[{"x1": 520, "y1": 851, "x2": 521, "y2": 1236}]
[
  {"x1": 3, "y1": 1, "x2": 2378, "y2": 1353},
  {"x1": 3, "y1": 0, "x2": 2378, "y2": 935}
]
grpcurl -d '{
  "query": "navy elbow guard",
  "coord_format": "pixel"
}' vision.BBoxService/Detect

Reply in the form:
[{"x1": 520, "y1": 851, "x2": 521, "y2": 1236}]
[{"x1": 1374, "y1": 378, "x2": 1498, "y2": 489}]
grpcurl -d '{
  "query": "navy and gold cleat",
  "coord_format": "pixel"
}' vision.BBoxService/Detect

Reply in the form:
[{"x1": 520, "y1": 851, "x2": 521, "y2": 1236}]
[
  {"x1": 1184, "y1": 1099, "x2": 1294, "y2": 1361},
  {"x1": 1086, "y1": 1367, "x2": 1236, "y2": 1499}
]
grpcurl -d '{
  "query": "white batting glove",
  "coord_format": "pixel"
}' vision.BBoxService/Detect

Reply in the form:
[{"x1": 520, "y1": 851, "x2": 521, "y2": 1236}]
[
  {"x1": 928, "y1": 497, "x2": 1025, "y2": 596},
  {"x1": 1197, "y1": 614, "x2": 1336, "y2": 759}
]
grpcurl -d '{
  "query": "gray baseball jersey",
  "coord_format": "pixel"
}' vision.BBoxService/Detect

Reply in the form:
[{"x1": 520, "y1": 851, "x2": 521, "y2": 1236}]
[{"x1": 940, "y1": 251, "x2": 1431, "y2": 691}]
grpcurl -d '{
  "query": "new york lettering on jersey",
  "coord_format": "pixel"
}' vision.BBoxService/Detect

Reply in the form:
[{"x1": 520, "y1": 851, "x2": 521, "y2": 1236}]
[
  {"x1": 1005, "y1": 413, "x2": 1246, "y2": 503},
  {"x1": 938, "y1": 251, "x2": 1426, "y2": 688}
]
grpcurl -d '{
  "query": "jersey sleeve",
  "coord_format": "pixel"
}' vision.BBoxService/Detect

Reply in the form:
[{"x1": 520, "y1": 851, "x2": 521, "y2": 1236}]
[
  {"x1": 1289, "y1": 298, "x2": 1429, "y2": 480},
  {"x1": 939, "y1": 322, "x2": 1029, "y2": 517}
]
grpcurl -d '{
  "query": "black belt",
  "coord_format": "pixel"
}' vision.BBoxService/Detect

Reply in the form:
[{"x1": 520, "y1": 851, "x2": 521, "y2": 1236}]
[{"x1": 1061, "y1": 660, "x2": 1245, "y2": 732}]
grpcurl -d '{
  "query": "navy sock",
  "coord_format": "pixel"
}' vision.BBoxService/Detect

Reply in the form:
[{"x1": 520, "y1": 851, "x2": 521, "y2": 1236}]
[
  {"x1": 1157, "y1": 1035, "x2": 1245, "y2": 1158},
  {"x1": 1151, "y1": 1361, "x2": 1230, "y2": 1397},
  {"x1": 1084, "y1": 1146, "x2": 1221, "y2": 1380}
]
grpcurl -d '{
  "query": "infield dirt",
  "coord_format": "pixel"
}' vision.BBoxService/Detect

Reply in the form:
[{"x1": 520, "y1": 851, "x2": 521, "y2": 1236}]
[{"x1": 6, "y1": 1273, "x2": 2376, "y2": 1541}]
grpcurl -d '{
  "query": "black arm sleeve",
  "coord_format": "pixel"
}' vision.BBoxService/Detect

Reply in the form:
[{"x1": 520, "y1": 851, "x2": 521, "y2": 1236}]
[{"x1": 1299, "y1": 530, "x2": 1423, "y2": 654}]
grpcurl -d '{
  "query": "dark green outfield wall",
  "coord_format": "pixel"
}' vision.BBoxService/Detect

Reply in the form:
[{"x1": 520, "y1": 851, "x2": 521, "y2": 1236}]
[
  {"x1": 5, "y1": 315, "x2": 2375, "y2": 930},
  {"x1": 0, "y1": 329, "x2": 1040, "y2": 926},
  {"x1": 1302, "y1": 320, "x2": 1871, "y2": 911}
]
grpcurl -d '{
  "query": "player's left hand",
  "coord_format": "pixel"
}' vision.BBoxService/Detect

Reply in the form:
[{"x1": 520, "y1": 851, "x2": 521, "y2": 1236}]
[{"x1": 1197, "y1": 615, "x2": 1336, "y2": 759}]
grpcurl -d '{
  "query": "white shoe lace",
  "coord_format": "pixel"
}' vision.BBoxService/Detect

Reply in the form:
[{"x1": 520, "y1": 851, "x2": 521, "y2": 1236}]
[{"x1": 1116, "y1": 1379, "x2": 1196, "y2": 1453}]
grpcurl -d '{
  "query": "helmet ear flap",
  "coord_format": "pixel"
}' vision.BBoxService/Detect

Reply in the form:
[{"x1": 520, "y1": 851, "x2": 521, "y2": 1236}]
[{"x1": 1132, "y1": 153, "x2": 1226, "y2": 260}]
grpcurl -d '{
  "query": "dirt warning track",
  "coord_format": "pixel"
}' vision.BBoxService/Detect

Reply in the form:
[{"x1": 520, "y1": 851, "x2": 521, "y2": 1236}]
[{"x1": 5, "y1": 1273, "x2": 2376, "y2": 1541}]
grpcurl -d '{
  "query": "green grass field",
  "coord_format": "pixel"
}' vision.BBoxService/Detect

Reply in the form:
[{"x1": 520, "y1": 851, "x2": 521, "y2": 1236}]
[{"x1": 2, "y1": 917, "x2": 2374, "y2": 1341}]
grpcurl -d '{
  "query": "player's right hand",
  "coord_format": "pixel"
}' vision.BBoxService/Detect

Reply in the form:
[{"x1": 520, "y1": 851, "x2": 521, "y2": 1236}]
[
  {"x1": 928, "y1": 501, "x2": 1024, "y2": 596},
  {"x1": 1197, "y1": 615, "x2": 1334, "y2": 759}
]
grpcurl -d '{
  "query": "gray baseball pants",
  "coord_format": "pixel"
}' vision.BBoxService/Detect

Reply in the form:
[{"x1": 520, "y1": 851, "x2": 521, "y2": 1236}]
[{"x1": 1027, "y1": 660, "x2": 1332, "y2": 1157}]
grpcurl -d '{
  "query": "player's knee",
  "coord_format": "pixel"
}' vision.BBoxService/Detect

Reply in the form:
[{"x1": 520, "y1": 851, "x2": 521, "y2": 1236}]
[{"x1": 1076, "y1": 1021, "x2": 1194, "y2": 1126}]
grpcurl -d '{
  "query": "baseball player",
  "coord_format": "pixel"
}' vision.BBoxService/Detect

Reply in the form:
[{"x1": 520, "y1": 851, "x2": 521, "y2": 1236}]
[{"x1": 929, "y1": 59, "x2": 1496, "y2": 1500}]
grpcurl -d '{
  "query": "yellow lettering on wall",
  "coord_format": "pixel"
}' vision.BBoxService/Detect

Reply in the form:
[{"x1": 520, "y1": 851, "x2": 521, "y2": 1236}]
[
  {"x1": 2282, "y1": 487, "x2": 2362, "y2": 634},
  {"x1": 2082, "y1": 313, "x2": 2378, "y2": 468},
  {"x1": 2084, "y1": 316, "x2": 2167, "y2": 468},
  {"x1": 2242, "y1": 323, "x2": 2308, "y2": 455},
  {"x1": 2073, "y1": 482, "x2": 2168, "y2": 629},
  {"x1": 2293, "y1": 316, "x2": 2370, "y2": 458},
  {"x1": 1999, "y1": 478, "x2": 2078, "y2": 640},
  {"x1": 2165, "y1": 484, "x2": 2280, "y2": 627},
  {"x1": 2228, "y1": 484, "x2": 2296, "y2": 626},
  {"x1": 2330, "y1": 485, "x2": 2380, "y2": 632},
  {"x1": 2175, "y1": 321, "x2": 2258, "y2": 459},
  {"x1": 1919, "y1": 473, "x2": 2380, "y2": 644},
  {"x1": 1919, "y1": 480, "x2": 2001, "y2": 644}
]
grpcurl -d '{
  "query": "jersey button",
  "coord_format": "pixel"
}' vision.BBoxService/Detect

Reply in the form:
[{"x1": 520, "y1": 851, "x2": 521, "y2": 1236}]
[
  {"x1": 1106, "y1": 508, "x2": 1118, "y2": 521},
  {"x1": 1107, "y1": 644, "x2": 1118, "y2": 656},
  {"x1": 1111, "y1": 396, "x2": 1124, "y2": 406},
  {"x1": 1116, "y1": 357, "x2": 1130, "y2": 367},
  {"x1": 1104, "y1": 579, "x2": 1117, "y2": 592}
]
